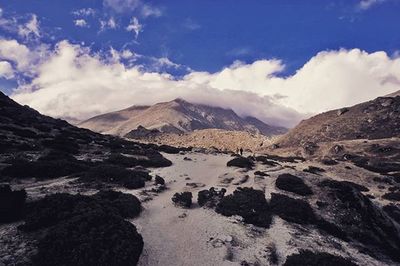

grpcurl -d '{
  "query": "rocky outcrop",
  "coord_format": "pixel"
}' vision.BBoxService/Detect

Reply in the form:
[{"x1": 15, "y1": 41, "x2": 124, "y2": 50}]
[{"x1": 277, "y1": 94, "x2": 400, "y2": 147}]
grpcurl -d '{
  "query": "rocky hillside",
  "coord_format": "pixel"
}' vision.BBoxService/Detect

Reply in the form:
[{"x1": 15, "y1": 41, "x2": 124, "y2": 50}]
[
  {"x1": 79, "y1": 98, "x2": 287, "y2": 136},
  {"x1": 277, "y1": 92, "x2": 400, "y2": 148},
  {"x1": 127, "y1": 128, "x2": 276, "y2": 153}
]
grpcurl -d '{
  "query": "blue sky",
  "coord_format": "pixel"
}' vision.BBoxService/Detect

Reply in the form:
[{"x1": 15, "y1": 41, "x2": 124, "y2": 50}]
[
  {"x1": 2, "y1": 0, "x2": 399, "y2": 74},
  {"x1": 0, "y1": 0, "x2": 400, "y2": 126}
]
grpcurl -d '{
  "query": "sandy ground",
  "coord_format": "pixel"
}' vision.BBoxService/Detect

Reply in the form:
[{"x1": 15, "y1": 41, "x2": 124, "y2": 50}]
[{"x1": 130, "y1": 152, "x2": 389, "y2": 266}]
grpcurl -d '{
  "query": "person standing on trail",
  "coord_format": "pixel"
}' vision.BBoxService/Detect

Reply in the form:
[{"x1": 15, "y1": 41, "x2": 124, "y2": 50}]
[
  {"x1": 239, "y1": 147, "x2": 243, "y2": 156},
  {"x1": 236, "y1": 148, "x2": 239, "y2": 155}
]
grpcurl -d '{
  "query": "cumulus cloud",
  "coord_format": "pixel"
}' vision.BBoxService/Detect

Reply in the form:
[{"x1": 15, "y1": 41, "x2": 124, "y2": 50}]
[
  {"x1": 126, "y1": 17, "x2": 142, "y2": 39},
  {"x1": 18, "y1": 14, "x2": 40, "y2": 39},
  {"x1": 0, "y1": 39, "x2": 31, "y2": 71},
  {"x1": 74, "y1": 19, "x2": 88, "y2": 28},
  {"x1": 0, "y1": 61, "x2": 14, "y2": 79},
  {"x1": 8, "y1": 40, "x2": 400, "y2": 128}
]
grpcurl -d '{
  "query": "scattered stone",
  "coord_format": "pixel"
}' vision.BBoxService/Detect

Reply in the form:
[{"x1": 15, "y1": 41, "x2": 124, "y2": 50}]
[
  {"x1": 172, "y1": 192, "x2": 193, "y2": 208},
  {"x1": 183, "y1": 157, "x2": 192, "y2": 161},
  {"x1": 275, "y1": 174, "x2": 313, "y2": 196}
]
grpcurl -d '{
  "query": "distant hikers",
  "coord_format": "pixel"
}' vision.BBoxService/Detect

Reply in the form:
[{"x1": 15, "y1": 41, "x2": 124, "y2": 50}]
[
  {"x1": 239, "y1": 147, "x2": 243, "y2": 156},
  {"x1": 236, "y1": 148, "x2": 239, "y2": 154}
]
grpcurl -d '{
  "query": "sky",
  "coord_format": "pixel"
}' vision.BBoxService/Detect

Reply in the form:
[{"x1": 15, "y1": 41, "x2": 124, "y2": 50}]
[{"x1": 0, "y1": 0, "x2": 400, "y2": 127}]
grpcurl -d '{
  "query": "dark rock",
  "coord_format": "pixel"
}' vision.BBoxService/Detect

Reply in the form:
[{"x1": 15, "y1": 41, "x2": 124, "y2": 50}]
[
  {"x1": 158, "y1": 144, "x2": 181, "y2": 154},
  {"x1": 318, "y1": 179, "x2": 400, "y2": 262},
  {"x1": 303, "y1": 166, "x2": 325, "y2": 175},
  {"x1": 183, "y1": 157, "x2": 192, "y2": 161},
  {"x1": 339, "y1": 181, "x2": 369, "y2": 192},
  {"x1": 0, "y1": 185, "x2": 27, "y2": 223},
  {"x1": 382, "y1": 192, "x2": 400, "y2": 201},
  {"x1": 22, "y1": 191, "x2": 142, "y2": 231},
  {"x1": 155, "y1": 175, "x2": 165, "y2": 185},
  {"x1": 254, "y1": 171, "x2": 270, "y2": 177},
  {"x1": 320, "y1": 158, "x2": 338, "y2": 165},
  {"x1": 383, "y1": 204, "x2": 400, "y2": 224},
  {"x1": 270, "y1": 193, "x2": 316, "y2": 224},
  {"x1": 80, "y1": 164, "x2": 150, "y2": 189},
  {"x1": 337, "y1": 108, "x2": 349, "y2": 116},
  {"x1": 226, "y1": 157, "x2": 255, "y2": 169},
  {"x1": 198, "y1": 187, "x2": 226, "y2": 208},
  {"x1": 284, "y1": 250, "x2": 357, "y2": 266},
  {"x1": 1, "y1": 159, "x2": 90, "y2": 180},
  {"x1": 254, "y1": 156, "x2": 279, "y2": 166},
  {"x1": 172, "y1": 192, "x2": 192, "y2": 208},
  {"x1": 33, "y1": 212, "x2": 143, "y2": 266},
  {"x1": 216, "y1": 187, "x2": 271, "y2": 228},
  {"x1": 275, "y1": 174, "x2": 313, "y2": 196}
]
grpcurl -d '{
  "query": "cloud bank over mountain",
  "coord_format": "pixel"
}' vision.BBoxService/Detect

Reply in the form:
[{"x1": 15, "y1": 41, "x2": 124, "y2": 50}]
[{"x1": 7, "y1": 40, "x2": 400, "y2": 127}]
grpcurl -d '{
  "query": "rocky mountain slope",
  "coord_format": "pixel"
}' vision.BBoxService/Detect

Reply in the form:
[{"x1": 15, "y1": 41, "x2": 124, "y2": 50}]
[
  {"x1": 79, "y1": 98, "x2": 287, "y2": 136},
  {"x1": 276, "y1": 91, "x2": 400, "y2": 148}
]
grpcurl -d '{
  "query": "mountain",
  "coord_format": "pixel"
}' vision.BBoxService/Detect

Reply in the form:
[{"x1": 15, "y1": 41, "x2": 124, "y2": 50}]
[
  {"x1": 277, "y1": 91, "x2": 400, "y2": 147},
  {"x1": 79, "y1": 98, "x2": 287, "y2": 137}
]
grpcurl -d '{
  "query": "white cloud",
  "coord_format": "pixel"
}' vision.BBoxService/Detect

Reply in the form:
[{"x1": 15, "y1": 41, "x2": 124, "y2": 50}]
[
  {"x1": 141, "y1": 4, "x2": 162, "y2": 18},
  {"x1": 100, "y1": 17, "x2": 118, "y2": 31},
  {"x1": 74, "y1": 19, "x2": 88, "y2": 28},
  {"x1": 0, "y1": 61, "x2": 14, "y2": 79},
  {"x1": 0, "y1": 39, "x2": 31, "y2": 71},
  {"x1": 103, "y1": 0, "x2": 141, "y2": 13},
  {"x1": 8, "y1": 41, "x2": 400, "y2": 128},
  {"x1": 358, "y1": 0, "x2": 386, "y2": 10},
  {"x1": 18, "y1": 14, "x2": 40, "y2": 39},
  {"x1": 126, "y1": 17, "x2": 142, "y2": 39},
  {"x1": 72, "y1": 8, "x2": 96, "y2": 17}
]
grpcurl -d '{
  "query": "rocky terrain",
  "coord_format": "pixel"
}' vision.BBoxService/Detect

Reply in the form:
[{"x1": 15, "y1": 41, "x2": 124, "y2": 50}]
[
  {"x1": 276, "y1": 92, "x2": 400, "y2": 148},
  {"x1": 126, "y1": 128, "x2": 276, "y2": 153},
  {"x1": 1, "y1": 91, "x2": 400, "y2": 266},
  {"x1": 79, "y1": 98, "x2": 287, "y2": 136}
]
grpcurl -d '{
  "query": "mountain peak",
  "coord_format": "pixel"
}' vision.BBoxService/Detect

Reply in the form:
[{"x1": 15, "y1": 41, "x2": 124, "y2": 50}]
[{"x1": 79, "y1": 99, "x2": 287, "y2": 136}]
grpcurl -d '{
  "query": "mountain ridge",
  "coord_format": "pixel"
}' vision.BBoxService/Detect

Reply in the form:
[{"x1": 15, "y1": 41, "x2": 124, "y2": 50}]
[{"x1": 79, "y1": 98, "x2": 287, "y2": 137}]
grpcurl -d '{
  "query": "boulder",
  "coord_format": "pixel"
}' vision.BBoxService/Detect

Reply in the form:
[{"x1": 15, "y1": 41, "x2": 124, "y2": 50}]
[
  {"x1": 172, "y1": 192, "x2": 193, "y2": 208},
  {"x1": 226, "y1": 157, "x2": 254, "y2": 169},
  {"x1": 275, "y1": 174, "x2": 313, "y2": 196},
  {"x1": 198, "y1": 187, "x2": 226, "y2": 208},
  {"x1": 270, "y1": 193, "x2": 316, "y2": 224},
  {"x1": 216, "y1": 187, "x2": 271, "y2": 228}
]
